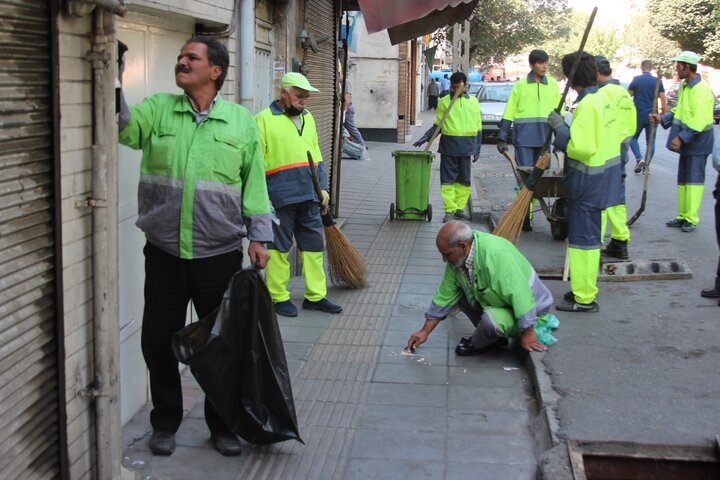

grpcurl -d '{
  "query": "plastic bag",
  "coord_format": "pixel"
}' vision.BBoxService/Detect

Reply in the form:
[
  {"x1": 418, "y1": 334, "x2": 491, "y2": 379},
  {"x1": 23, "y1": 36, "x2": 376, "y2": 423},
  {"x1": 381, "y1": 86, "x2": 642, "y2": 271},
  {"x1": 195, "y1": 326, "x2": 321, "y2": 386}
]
[{"x1": 172, "y1": 267, "x2": 302, "y2": 445}]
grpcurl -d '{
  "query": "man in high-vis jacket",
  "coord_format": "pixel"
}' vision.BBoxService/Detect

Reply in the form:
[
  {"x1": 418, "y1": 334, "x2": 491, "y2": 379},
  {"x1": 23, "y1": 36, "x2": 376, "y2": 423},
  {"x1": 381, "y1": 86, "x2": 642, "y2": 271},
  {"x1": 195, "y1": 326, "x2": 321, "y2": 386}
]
[
  {"x1": 497, "y1": 49, "x2": 560, "y2": 231},
  {"x1": 650, "y1": 51, "x2": 715, "y2": 233},
  {"x1": 256, "y1": 72, "x2": 342, "y2": 318},
  {"x1": 547, "y1": 52, "x2": 621, "y2": 313},
  {"x1": 119, "y1": 37, "x2": 272, "y2": 456},
  {"x1": 596, "y1": 56, "x2": 637, "y2": 260},
  {"x1": 413, "y1": 71, "x2": 482, "y2": 223},
  {"x1": 406, "y1": 221, "x2": 558, "y2": 355}
]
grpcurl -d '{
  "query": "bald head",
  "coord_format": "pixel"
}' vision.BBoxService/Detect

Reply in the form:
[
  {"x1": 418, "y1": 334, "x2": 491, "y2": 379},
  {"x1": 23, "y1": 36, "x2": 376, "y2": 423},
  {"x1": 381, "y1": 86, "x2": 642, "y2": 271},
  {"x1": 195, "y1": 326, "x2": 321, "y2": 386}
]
[{"x1": 437, "y1": 221, "x2": 472, "y2": 247}]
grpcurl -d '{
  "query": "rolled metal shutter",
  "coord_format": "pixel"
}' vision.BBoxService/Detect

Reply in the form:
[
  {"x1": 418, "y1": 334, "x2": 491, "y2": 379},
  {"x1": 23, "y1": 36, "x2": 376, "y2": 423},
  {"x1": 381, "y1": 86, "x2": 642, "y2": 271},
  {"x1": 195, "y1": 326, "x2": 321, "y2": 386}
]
[
  {"x1": 304, "y1": 0, "x2": 338, "y2": 184},
  {"x1": 0, "y1": 0, "x2": 61, "y2": 478}
]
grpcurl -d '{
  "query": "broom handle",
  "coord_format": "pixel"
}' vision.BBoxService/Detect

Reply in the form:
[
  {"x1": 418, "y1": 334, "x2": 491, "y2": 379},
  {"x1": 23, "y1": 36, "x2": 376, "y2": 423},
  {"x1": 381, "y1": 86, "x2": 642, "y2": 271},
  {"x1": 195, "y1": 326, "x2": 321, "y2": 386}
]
[
  {"x1": 306, "y1": 151, "x2": 324, "y2": 201},
  {"x1": 424, "y1": 85, "x2": 464, "y2": 152},
  {"x1": 542, "y1": 6, "x2": 598, "y2": 153},
  {"x1": 627, "y1": 73, "x2": 662, "y2": 227}
]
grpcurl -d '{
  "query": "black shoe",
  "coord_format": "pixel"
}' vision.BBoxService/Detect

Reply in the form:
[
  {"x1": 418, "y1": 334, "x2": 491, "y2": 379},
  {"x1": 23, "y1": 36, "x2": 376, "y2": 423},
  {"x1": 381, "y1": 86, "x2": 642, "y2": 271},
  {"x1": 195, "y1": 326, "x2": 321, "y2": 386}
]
[
  {"x1": 634, "y1": 160, "x2": 645, "y2": 174},
  {"x1": 666, "y1": 218, "x2": 686, "y2": 228},
  {"x1": 522, "y1": 216, "x2": 533, "y2": 231},
  {"x1": 601, "y1": 239, "x2": 628, "y2": 260},
  {"x1": 149, "y1": 430, "x2": 176, "y2": 456},
  {"x1": 455, "y1": 337, "x2": 509, "y2": 356},
  {"x1": 701, "y1": 282, "x2": 720, "y2": 298},
  {"x1": 274, "y1": 300, "x2": 298, "y2": 317},
  {"x1": 302, "y1": 297, "x2": 343, "y2": 314},
  {"x1": 212, "y1": 433, "x2": 242, "y2": 456},
  {"x1": 454, "y1": 209, "x2": 471, "y2": 220},
  {"x1": 563, "y1": 291, "x2": 575, "y2": 303},
  {"x1": 556, "y1": 298, "x2": 599, "y2": 313},
  {"x1": 442, "y1": 212, "x2": 454, "y2": 223}
]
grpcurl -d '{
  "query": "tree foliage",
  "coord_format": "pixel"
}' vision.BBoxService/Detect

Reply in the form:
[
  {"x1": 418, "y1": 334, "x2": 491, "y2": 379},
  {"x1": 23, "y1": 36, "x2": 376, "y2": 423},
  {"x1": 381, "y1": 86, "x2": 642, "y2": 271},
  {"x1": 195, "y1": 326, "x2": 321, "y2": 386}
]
[
  {"x1": 433, "y1": 0, "x2": 570, "y2": 69},
  {"x1": 622, "y1": 10, "x2": 679, "y2": 77},
  {"x1": 646, "y1": 0, "x2": 720, "y2": 67}
]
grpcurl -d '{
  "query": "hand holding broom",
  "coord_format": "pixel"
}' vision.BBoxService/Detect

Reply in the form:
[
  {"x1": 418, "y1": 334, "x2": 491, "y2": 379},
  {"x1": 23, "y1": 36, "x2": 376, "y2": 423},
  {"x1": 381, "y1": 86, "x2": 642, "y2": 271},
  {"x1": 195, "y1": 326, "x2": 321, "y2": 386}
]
[{"x1": 307, "y1": 152, "x2": 368, "y2": 289}]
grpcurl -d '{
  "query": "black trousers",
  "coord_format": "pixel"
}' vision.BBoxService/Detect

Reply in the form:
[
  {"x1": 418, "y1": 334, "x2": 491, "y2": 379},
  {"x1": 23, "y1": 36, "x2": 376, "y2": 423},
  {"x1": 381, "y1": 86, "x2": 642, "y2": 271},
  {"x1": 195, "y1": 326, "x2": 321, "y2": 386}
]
[
  {"x1": 141, "y1": 242, "x2": 243, "y2": 434},
  {"x1": 714, "y1": 175, "x2": 720, "y2": 279}
]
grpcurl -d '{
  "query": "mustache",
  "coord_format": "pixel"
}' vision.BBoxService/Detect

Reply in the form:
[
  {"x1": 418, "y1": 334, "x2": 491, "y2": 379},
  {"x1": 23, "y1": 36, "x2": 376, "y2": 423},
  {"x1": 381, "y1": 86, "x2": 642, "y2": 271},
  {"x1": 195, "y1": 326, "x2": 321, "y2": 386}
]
[{"x1": 175, "y1": 65, "x2": 191, "y2": 74}]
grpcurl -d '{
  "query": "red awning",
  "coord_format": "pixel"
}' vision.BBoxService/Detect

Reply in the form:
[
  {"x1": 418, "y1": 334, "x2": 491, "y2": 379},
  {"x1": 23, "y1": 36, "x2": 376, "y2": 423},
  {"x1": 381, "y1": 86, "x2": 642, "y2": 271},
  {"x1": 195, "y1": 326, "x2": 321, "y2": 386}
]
[{"x1": 357, "y1": 0, "x2": 478, "y2": 45}]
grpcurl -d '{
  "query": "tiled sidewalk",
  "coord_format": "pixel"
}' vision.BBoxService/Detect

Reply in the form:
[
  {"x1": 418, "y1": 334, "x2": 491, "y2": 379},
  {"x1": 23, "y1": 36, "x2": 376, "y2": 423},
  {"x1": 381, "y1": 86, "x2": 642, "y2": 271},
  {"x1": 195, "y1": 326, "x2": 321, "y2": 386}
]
[{"x1": 122, "y1": 128, "x2": 540, "y2": 479}]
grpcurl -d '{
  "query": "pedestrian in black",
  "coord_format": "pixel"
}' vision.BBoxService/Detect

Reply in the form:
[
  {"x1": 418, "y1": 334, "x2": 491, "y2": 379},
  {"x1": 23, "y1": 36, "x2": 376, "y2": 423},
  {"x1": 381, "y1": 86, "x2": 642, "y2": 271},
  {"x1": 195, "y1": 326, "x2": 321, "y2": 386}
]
[
  {"x1": 701, "y1": 141, "x2": 720, "y2": 305},
  {"x1": 427, "y1": 78, "x2": 440, "y2": 110}
]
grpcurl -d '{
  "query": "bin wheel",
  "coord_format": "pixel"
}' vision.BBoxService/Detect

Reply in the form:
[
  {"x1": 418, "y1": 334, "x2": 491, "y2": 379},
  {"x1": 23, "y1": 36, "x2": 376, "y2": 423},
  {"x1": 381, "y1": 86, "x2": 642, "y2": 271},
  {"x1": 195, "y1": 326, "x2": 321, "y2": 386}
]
[
  {"x1": 427, "y1": 204, "x2": 433, "y2": 222},
  {"x1": 550, "y1": 198, "x2": 569, "y2": 241},
  {"x1": 389, "y1": 203, "x2": 395, "y2": 221}
]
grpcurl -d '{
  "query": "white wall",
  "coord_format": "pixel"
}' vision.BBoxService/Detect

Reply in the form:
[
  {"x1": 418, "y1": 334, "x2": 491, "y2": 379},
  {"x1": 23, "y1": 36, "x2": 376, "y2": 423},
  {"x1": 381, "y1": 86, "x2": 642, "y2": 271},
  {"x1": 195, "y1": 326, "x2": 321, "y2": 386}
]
[{"x1": 349, "y1": 15, "x2": 399, "y2": 130}]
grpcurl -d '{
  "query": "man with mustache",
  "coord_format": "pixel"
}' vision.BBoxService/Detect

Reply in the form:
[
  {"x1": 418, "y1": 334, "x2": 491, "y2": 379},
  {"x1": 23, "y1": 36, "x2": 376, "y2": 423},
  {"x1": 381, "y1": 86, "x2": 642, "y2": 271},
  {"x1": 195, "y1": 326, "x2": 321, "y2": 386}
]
[
  {"x1": 406, "y1": 221, "x2": 557, "y2": 355},
  {"x1": 255, "y1": 73, "x2": 342, "y2": 318},
  {"x1": 118, "y1": 37, "x2": 272, "y2": 457}
]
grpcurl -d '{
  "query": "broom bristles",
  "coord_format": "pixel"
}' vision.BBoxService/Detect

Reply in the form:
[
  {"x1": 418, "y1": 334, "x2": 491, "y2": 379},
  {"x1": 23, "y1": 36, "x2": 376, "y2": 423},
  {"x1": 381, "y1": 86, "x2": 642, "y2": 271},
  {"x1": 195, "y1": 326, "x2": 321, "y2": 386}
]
[
  {"x1": 494, "y1": 152, "x2": 551, "y2": 244},
  {"x1": 324, "y1": 224, "x2": 369, "y2": 289}
]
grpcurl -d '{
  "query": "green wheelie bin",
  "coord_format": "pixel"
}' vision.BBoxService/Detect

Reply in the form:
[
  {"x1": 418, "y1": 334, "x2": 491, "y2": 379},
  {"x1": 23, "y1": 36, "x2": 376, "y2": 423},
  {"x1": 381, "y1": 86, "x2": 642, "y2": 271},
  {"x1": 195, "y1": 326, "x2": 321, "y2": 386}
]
[{"x1": 389, "y1": 150, "x2": 434, "y2": 221}]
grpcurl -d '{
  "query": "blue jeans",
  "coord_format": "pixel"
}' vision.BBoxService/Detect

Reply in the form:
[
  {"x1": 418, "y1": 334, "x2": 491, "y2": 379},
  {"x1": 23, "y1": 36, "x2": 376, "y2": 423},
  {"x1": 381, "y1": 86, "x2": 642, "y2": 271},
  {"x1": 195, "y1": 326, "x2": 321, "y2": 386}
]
[{"x1": 629, "y1": 116, "x2": 656, "y2": 162}]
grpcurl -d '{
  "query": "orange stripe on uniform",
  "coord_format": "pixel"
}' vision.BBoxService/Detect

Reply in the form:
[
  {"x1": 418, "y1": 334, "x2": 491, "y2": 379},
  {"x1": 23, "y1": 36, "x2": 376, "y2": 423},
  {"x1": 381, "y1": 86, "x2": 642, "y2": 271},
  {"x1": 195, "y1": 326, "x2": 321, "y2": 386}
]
[{"x1": 265, "y1": 161, "x2": 319, "y2": 176}]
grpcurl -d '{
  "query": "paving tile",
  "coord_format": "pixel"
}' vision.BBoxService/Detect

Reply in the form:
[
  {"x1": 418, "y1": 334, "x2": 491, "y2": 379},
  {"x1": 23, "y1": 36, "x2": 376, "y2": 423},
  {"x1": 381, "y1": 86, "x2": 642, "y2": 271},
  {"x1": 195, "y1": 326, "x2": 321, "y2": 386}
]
[
  {"x1": 448, "y1": 365, "x2": 530, "y2": 388},
  {"x1": 343, "y1": 458, "x2": 443, "y2": 480},
  {"x1": 446, "y1": 433, "x2": 536, "y2": 465},
  {"x1": 382, "y1": 328, "x2": 448, "y2": 348},
  {"x1": 282, "y1": 342, "x2": 314, "y2": 362},
  {"x1": 355, "y1": 403, "x2": 446, "y2": 430},
  {"x1": 372, "y1": 363, "x2": 448, "y2": 385},
  {"x1": 277, "y1": 325, "x2": 325, "y2": 343},
  {"x1": 384, "y1": 313, "x2": 428, "y2": 332},
  {"x1": 445, "y1": 462, "x2": 536, "y2": 479},
  {"x1": 349, "y1": 428, "x2": 445, "y2": 461},
  {"x1": 448, "y1": 385, "x2": 531, "y2": 411},
  {"x1": 399, "y1": 282, "x2": 438, "y2": 294},
  {"x1": 446, "y1": 409, "x2": 531, "y2": 435},
  {"x1": 364, "y1": 383, "x2": 448, "y2": 407}
]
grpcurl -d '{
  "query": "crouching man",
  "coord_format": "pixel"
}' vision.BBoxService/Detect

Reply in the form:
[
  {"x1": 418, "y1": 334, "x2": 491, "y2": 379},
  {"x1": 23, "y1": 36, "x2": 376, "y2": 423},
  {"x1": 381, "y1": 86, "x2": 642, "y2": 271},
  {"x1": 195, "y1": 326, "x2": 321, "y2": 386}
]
[{"x1": 407, "y1": 221, "x2": 558, "y2": 355}]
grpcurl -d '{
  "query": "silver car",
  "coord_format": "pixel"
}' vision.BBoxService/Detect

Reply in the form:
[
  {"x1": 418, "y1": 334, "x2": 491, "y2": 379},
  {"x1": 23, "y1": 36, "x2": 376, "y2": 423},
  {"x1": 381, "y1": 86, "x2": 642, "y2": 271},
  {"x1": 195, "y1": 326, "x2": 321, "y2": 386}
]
[{"x1": 476, "y1": 82, "x2": 514, "y2": 142}]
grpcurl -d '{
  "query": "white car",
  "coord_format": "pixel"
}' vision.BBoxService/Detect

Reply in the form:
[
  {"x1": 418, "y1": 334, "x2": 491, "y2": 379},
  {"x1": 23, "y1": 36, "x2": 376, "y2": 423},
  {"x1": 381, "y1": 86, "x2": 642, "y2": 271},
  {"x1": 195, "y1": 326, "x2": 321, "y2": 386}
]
[{"x1": 476, "y1": 82, "x2": 514, "y2": 142}]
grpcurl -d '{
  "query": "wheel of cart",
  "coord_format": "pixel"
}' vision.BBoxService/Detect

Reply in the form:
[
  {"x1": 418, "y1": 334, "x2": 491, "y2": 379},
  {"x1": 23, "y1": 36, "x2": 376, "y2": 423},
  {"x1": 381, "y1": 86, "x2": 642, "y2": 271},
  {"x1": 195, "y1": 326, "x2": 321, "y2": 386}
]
[
  {"x1": 514, "y1": 165, "x2": 569, "y2": 241},
  {"x1": 390, "y1": 150, "x2": 434, "y2": 222}
]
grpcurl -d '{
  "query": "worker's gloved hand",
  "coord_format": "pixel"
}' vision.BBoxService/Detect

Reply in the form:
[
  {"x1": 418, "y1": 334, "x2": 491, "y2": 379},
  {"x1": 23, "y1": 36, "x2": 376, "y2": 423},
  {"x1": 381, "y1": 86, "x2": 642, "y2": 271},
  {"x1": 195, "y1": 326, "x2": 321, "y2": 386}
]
[
  {"x1": 496, "y1": 141, "x2": 508, "y2": 154},
  {"x1": 320, "y1": 190, "x2": 330, "y2": 208},
  {"x1": 412, "y1": 135, "x2": 428, "y2": 148},
  {"x1": 547, "y1": 111, "x2": 565, "y2": 131},
  {"x1": 472, "y1": 154, "x2": 480, "y2": 163}
]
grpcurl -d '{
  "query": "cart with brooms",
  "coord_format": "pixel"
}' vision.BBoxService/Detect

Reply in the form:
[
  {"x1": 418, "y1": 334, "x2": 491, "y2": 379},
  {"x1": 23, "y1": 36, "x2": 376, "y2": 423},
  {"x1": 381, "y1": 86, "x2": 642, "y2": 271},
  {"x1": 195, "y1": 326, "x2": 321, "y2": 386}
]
[{"x1": 502, "y1": 151, "x2": 570, "y2": 241}]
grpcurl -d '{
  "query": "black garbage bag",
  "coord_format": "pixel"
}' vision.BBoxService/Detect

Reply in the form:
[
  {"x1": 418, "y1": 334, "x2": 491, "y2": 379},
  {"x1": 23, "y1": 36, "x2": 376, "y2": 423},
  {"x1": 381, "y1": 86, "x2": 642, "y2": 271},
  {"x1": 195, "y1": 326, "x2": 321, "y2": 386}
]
[{"x1": 171, "y1": 267, "x2": 302, "y2": 445}]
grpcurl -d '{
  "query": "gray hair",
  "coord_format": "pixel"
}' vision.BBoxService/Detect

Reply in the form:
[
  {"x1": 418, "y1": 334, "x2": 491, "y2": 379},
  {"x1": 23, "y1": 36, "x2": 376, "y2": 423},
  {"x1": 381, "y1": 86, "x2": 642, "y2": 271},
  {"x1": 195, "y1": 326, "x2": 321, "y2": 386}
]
[{"x1": 445, "y1": 221, "x2": 472, "y2": 246}]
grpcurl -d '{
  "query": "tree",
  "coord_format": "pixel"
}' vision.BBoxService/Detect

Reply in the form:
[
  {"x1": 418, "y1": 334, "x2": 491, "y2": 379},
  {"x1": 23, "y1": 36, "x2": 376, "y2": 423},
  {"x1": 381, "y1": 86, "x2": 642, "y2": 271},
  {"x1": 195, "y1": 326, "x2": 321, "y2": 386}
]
[
  {"x1": 433, "y1": 0, "x2": 570, "y2": 70},
  {"x1": 537, "y1": 11, "x2": 624, "y2": 79},
  {"x1": 622, "y1": 10, "x2": 679, "y2": 77},
  {"x1": 646, "y1": 0, "x2": 720, "y2": 68}
]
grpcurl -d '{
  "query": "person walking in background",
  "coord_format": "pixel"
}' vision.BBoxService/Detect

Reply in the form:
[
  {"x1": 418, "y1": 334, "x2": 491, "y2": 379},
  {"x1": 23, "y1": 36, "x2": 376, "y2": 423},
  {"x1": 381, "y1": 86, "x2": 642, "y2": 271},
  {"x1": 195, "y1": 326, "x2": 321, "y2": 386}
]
[
  {"x1": 118, "y1": 37, "x2": 272, "y2": 457},
  {"x1": 650, "y1": 51, "x2": 715, "y2": 233},
  {"x1": 413, "y1": 71, "x2": 482, "y2": 223},
  {"x1": 547, "y1": 51, "x2": 620, "y2": 313},
  {"x1": 596, "y1": 56, "x2": 637, "y2": 260},
  {"x1": 427, "y1": 78, "x2": 440, "y2": 110},
  {"x1": 256, "y1": 72, "x2": 343, "y2": 318},
  {"x1": 440, "y1": 73, "x2": 451, "y2": 97},
  {"x1": 628, "y1": 60, "x2": 667, "y2": 173},
  {"x1": 497, "y1": 49, "x2": 560, "y2": 231}
]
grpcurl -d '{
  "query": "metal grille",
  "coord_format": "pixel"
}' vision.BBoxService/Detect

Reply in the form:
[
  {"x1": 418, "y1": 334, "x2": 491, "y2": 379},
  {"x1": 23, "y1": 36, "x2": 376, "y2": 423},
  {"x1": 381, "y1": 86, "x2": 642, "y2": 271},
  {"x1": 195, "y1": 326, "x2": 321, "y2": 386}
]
[
  {"x1": 303, "y1": 0, "x2": 338, "y2": 186},
  {"x1": 0, "y1": 0, "x2": 60, "y2": 478}
]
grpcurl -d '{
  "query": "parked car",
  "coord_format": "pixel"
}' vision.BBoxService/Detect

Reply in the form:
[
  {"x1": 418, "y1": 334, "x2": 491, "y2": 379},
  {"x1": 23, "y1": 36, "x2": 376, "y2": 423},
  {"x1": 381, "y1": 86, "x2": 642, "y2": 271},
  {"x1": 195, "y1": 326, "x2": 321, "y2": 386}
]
[
  {"x1": 666, "y1": 82, "x2": 680, "y2": 109},
  {"x1": 468, "y1": 82, "x2": 483, "y2": 96},
  {"x1": 475, "y1": 82, "x2": 514, "y2": 142}
]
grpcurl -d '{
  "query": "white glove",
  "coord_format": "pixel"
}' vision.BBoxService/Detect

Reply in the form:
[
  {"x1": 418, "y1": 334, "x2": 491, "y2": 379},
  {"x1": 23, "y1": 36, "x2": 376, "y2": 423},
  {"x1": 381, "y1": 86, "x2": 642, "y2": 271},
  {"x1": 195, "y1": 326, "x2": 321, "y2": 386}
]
[{"x1": 320, "y1": 190, "x2": 330, "y2": 208}]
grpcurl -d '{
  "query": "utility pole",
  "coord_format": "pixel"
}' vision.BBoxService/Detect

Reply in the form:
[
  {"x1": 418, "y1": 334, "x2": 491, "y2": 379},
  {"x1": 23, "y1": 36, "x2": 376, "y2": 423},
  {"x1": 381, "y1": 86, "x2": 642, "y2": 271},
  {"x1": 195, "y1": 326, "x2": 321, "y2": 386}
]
[{"x1": 452, "y1": 20, "x2": 470, "y2": 73}]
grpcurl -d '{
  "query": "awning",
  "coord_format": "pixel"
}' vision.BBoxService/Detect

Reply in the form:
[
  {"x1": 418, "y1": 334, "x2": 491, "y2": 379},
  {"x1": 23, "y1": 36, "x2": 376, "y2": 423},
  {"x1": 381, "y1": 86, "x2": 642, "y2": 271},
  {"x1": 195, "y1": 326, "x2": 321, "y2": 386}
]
[{"x1": 356, "y1": 0, "x2": 478, "y2": 45}]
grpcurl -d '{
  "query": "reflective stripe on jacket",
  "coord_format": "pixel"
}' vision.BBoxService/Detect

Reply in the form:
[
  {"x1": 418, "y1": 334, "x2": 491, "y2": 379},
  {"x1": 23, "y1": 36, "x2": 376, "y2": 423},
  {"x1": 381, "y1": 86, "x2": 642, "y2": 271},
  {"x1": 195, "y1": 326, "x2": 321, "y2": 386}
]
[
  {"x1": 119, "y1": 93, "x2": 273, "y2": 259},
  {"x1": 499, "y1": 72, "x2": 560, "y2": 146},
  {"x1": 256, "y1": 101, "x2": 328, "y2": 209}
]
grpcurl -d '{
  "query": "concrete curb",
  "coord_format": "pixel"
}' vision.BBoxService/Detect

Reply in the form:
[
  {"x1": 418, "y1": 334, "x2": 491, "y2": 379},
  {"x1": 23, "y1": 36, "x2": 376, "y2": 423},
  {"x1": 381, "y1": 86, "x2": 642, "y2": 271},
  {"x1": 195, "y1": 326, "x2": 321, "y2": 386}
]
[{"x1": 525, "y1": 351, "x2": 561, "y2": 448}]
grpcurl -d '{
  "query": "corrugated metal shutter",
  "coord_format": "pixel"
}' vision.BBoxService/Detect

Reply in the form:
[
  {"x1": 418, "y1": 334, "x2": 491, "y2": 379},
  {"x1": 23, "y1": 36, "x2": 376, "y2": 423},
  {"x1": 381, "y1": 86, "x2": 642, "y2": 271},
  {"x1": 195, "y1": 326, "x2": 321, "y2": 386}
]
[
  {"x1": 0, "y1": 0, "x2": 61, "y2": 478},
  {"x1": 304, "y1": 0, "x2": 338, "y2": 184}
]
